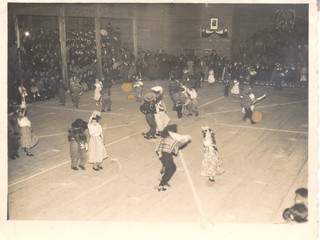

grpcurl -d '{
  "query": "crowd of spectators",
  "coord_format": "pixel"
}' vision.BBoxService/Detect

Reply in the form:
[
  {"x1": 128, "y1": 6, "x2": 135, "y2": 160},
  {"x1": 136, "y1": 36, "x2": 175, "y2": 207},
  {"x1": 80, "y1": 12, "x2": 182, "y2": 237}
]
[{"x1": 8, "y1": 21, "x2": 308, "y2": 105}]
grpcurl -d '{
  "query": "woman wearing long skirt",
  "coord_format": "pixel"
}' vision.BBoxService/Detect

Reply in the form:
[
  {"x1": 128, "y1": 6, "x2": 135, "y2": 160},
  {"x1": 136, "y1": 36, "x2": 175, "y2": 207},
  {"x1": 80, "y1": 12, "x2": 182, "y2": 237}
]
[
  {"x1": 93, "y1": 78, "x2": 103, "y2": 106},
  {"x1": 207, "y1": 68, "x2": 216, "y2": 85},
  {"x1": 200, "y1": 126, "x2": 224, "y2": 182},
  {"x1": 17, "y1": 107, "x2": 39, "y2": 156},
  {"x1": 87, "y1": 113, "x2": 108, "y2": 171},
  {"x1": 151, "y1": 86, "x2": 170, "y2": 135}
]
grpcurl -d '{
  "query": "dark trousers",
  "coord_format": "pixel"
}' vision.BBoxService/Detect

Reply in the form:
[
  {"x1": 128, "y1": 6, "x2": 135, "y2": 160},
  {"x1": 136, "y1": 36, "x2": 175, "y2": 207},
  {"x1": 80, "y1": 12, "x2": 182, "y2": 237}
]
[
  {"x1": 224, "y1": 83, "x2": 230, "y2": 96},
  {"x1": 8, "y1": 134, "x2": 20, "y2": 158},
  {"x1": 275, "y1": 80, "x2": 283, "y2": 90},
  {"x1": 70, "y1": 140, "x2": 87, "y2": 168},
  {"x1": 73, "y1": 94, "x2": 80, "y2": 108},
  {"x1": 243, "y1": 107, "x2": 255, "y2": 124},
  {"x1": 159, "y1": 152, "x2": 176, "y2": 187},
  {"x1": 145, "y1": 113, "x2": 157, "y2": 137},
  {"x1": 176, "y1": 105, "x2": 183, "y2": 119},
  {"x1": 101, "y1": 96, "x2": 111, "y2": 111}
]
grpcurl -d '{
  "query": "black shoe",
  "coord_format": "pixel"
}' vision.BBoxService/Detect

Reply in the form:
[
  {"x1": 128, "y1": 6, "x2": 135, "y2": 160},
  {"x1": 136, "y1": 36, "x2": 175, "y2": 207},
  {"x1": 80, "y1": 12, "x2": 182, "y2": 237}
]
[
  {"x1": 15, "y1": 153, "x2": 20, "y2": 158},
  {"x1": 9, "y1": 156, "x2": 16, "y2": 160},
  {"x1": 79, "y1": 166, "x2": 86, "y2": 170},
  {"x1": 101, "y1": 109, "x2": 106, "y2": 112},
  {"x1": 93, "y1": 166, "x2": 100, "y2": 171},
  {"x1": 107, "y1": 109, "x2": 111, "y2": 112},
  {"x1": 143, "y1": 134, "x2": 151, "y2": 139},
  {"x1": 71, "y1": 167, "x2": 79, "y2": 171},
  {"x1": 158, "y1": 186, "x2": 167, "y2": 191},
  {"x1": 26, "y1": 153, "x2": 34, "y2": 157},
  {"x1": 209, "y1": 176, "x2": 215, "y2": 182},
  {"x1": 195, "y1": 113, "x2": 199, "y2": 116}
]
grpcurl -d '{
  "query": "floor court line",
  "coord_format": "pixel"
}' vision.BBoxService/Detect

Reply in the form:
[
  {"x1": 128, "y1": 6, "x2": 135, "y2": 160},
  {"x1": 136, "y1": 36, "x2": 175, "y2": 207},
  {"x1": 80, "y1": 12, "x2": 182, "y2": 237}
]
[
  {"x1": 37, "y1": 124, "x2": 130, "y2": 139},
  {"x1": 178, "y1": 151, "x2": 208, "y2": 224},
  {"x1": 8, "y1": 129, "x2": 146, "y2": 188},
  {"x1": 214, "y1": 123, "x2": 307, "y2": 134},
  {"x1": 199, "y1": 96, "x2": 225, "y2": 108},
  {"x1": 205, "y1": 99, "x2": 308, "y2": 115},
  {"x1": 35, "y1": 105, "x2": 128, "y2": 116},
  {"x1": 56, "y1": 158, "x2": 122, "y2": 211}
]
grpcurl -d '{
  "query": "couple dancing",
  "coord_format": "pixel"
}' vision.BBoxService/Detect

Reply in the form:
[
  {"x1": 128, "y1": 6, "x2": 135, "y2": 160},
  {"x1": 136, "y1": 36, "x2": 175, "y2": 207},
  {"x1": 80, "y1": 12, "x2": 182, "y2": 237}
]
[{"x1": 140, "y1": 86, "x2": 170, "y2": 140}]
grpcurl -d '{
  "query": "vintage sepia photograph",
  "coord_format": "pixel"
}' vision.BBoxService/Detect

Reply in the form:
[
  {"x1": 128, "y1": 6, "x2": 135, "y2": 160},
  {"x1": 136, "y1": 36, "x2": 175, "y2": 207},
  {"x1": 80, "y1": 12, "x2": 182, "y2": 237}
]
[{"x1": 1, "y1": 0, "x2": 318, "y2": 239}]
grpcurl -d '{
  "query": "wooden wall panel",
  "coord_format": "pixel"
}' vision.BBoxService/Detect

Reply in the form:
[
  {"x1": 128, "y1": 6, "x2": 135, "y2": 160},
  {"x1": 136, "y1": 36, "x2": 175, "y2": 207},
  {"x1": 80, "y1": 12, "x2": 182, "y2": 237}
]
[{"x1": 9, "y1": 3, "x2": 235, "y2": 58}]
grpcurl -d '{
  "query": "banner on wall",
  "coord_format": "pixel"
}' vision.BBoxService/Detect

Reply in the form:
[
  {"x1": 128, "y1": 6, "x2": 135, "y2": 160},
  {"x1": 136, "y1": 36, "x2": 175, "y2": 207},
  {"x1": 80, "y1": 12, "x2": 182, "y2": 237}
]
[{"x1": 201, "y1": 26, "x2": 229, "y2": 38}]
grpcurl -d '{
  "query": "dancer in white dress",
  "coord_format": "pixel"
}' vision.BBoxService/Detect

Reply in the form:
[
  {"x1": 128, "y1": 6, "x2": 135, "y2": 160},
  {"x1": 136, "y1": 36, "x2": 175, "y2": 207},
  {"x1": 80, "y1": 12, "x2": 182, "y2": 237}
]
[
  {"x1": 207, "y1": 68, "x2": 215, "y2": 84},
  {"x1": 87, "y1": 112, "x2": 108, "y2": 171}
]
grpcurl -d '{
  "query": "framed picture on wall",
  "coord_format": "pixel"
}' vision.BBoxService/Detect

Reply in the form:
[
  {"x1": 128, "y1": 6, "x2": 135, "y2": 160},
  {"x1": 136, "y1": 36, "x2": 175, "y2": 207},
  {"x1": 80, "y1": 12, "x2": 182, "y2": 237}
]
[{"x1": 210, "y1": 17, "x2": 218, "y2": 30}]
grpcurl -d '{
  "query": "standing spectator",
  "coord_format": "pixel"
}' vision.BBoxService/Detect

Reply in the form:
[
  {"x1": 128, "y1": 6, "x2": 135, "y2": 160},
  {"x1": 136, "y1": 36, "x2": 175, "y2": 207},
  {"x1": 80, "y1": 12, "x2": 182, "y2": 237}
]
[
  {"x1": 140, "y1": 92, "x2": 157, "y2": 139},
  {"x1": 87, "y1": 112, "x2": 108, "y2": 171},
  {"x1": 186, "y1": 57, "x2": 194, "y2": 76},
  {"x1": 207, "y1": 68, "x2": 215, "y2": 85},
  {"x1": 68, "y1": 119, "x2": 89, "y2": 170},
  {"x1": 133, "y1": 76, "x2": 143, "y2": 102},
  {"x1": 273, "y1": 65, "x2": 286, "y2": 91},
  {"x1": 8, "y1": 110, "x2": 20, "y2": 160},
  {"x1": 93, "y1": 78, "x2": 103, "y2": 106},
  {"x1": 200, "y1": 126, "x2": 225, "y2": 182},
  {"x1": 17, "y1": 107, "x2": 38, "y2": 156},
  {"x1": 191, "y1": 66, "x2": 202, "y2": 90},
  {"x1": 70, "y1": 77, "x2": 82, "y2": 108},
  {"x1": 155, "y1": 124, "x2": 191, "y2": 191},
  {"x1": 58, "y1": 79, "x2": 67, "y2": 106},
  {"x1": 101, "y1": 88, "x2": 112, "y2": 112}
]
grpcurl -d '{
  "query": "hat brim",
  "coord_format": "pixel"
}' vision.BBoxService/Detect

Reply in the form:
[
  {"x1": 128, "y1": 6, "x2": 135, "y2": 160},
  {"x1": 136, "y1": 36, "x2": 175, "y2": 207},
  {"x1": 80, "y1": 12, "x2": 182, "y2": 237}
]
[{"x1": 144, "y1": 92, "x2": 156, "y2": 102}]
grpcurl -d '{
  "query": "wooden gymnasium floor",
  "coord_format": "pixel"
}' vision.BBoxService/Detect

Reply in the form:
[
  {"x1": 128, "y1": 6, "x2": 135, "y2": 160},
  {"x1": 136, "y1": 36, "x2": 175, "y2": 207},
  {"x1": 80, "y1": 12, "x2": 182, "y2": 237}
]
[{"x1": 7, "y1": 80, "x2": 310, "y2": 224}]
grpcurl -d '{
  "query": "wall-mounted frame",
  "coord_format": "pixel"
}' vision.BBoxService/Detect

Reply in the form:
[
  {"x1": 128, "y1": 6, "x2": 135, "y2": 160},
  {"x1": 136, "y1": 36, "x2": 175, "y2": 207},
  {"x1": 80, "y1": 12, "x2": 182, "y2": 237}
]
[{"x1": 210, "y1": 17, "x2": 219, "y2": 30}]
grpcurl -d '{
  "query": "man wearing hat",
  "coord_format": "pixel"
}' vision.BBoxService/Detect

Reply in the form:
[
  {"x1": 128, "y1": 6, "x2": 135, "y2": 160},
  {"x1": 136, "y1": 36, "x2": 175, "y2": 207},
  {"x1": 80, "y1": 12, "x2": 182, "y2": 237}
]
[{"x1": 140, "y1": 92, "x2": 157, "y2": 139}]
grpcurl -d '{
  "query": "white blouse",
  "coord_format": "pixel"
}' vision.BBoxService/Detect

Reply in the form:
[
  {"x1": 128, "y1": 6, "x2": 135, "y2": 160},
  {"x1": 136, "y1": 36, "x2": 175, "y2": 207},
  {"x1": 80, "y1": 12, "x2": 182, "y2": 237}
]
[
  {"x1": 17, "y1": 117, "x2": 31, "y2": 127},
  {"x1": 88, "y1": 123, "x2": 103, "y2": 137}
]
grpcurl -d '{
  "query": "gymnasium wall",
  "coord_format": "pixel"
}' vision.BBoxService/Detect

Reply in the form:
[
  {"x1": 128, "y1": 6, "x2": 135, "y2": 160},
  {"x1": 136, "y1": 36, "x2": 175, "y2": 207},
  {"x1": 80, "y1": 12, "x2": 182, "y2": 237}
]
[
  {"x1": 232, "y1": 4, "x2": 308, "y2": 42},
  {"x1": 9, "y1": 3, "x2": 234, "y2": 58},
  {"x1": 8, "y1": 3, "x2": 308, "y2": 59}
]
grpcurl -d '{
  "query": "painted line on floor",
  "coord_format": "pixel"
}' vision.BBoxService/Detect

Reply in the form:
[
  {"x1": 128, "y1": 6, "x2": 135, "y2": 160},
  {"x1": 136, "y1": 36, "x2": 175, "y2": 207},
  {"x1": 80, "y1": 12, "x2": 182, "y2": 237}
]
[
  {"x1": 178, "y1": 151, "x2": 207, "y2": 224},
  {"x1": 56, "y1": 158, "x2": 122, "y2": 210},
  {"x1": 36, "y1": 124, "x2": 130, "y2": 139},
  {"x1": 214, "y1": 123, "x2": 308, "y2": 134},
  {"x1": 205, "y1": 100, "x2": 308, "y2": 115},
  {"x1": 35, "y1": 105, "x2": 128, "y2": 116},
  {"x1": 271, "y1": 157, "x2": 307, "y2": 223},
  {"x1": 199, "y1": 96, "x2": 225, "y2": 108},
  {"x1": 8, "y1": 129, "x2": 146, "y2": 188}
]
